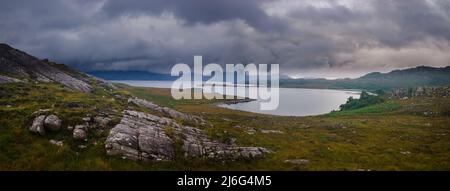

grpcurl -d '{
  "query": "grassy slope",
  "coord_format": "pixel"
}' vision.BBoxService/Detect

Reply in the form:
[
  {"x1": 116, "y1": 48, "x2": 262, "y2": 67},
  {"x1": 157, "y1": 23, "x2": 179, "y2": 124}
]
[{"x1": 0, "y1": 82, "x2": 449, "y2": 170}]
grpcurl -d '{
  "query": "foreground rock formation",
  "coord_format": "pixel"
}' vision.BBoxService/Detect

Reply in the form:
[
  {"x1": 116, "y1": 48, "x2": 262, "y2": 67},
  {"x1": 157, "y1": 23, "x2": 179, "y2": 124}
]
[{"x1": 106, "y1": 110, "x2": 269, "y2": 161}]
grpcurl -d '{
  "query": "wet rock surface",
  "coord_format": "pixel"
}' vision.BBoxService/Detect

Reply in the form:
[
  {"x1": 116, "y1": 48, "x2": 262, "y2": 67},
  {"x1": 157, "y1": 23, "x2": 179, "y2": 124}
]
[{"x1": 106, "y1": 110, "x2": 270, "y2": 161}]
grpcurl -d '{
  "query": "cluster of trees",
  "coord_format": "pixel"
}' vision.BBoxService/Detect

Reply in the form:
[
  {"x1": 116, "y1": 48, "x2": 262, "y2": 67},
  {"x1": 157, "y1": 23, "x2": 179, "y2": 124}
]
[{"x1": 339, "y1": 91, "x2": 384, "y2": 111}]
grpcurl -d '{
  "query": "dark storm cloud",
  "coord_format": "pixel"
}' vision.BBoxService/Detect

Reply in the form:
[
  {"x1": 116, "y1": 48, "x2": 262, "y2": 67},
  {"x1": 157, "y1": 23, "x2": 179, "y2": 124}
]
[
  {"x1": 368, "y1": 0, "x2": 450, "y2": 46},
  {"x1": 0, "y1": 0, "x2": 449, "y2": 78},
  {"x1": 101, "y1": 0, "x2": 285, "y2": 31}
]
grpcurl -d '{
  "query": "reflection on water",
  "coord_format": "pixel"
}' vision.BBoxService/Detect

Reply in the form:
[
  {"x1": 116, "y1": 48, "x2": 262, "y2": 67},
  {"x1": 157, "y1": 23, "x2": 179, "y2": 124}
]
[{"x1": 113, "y1": 80, "x2": 360, "y2": 116}]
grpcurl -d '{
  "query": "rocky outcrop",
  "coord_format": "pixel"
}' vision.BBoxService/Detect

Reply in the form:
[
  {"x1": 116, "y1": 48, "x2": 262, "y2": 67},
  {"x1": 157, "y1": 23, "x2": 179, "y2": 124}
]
[
  {"x1": 128, "y1": 97, "x2": 205, "y2": 124},
  {"x1": 390, "y1": 88, "x2": 408, "y2": 98},
  {"x1": 63, "y1": 113, "x2": 113, "y2": 141},
  {"x1": 0, "y1": 75, "x2": 22, "y2": 84},
  {"x1": 414, "y1": 86, "x2": 450, "y2": 97},
  {"x1": 390, "y1": 86, "x2": 450, "y2": 99},
  {"x1": 29, "y1": 114, "x2": 62, "y2": 135},
  {"x1": 105, "y1": 110, "x2": 269, "y2": 161},
  {"x1": 0, "y1": 43, "x2": 114, "y2": 92}
]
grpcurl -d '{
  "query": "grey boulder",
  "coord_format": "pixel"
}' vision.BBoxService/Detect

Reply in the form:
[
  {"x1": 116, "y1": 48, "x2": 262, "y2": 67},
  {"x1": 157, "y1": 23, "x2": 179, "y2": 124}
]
[
  {"x1": 44, "y1": 115, "x2": 62, "y2": 131},
  {"x1": 73, "y1": 125, "x2": 87, "y2": 141},
  {"x1": 30, "y1": 115, "x2": 46, "y2": 135},
  {"x1": 105, "y1": 110, "x2": 270, "y2": 162}
]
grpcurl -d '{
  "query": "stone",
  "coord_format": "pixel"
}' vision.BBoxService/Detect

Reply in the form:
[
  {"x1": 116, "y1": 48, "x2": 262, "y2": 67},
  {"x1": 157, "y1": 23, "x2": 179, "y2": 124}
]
[
  {"x1": 67, "y1": 126, "x2": 74, "y2": 131},
  {"x1": 414, "y1": 87, "x2": 426, "y2": 97},
  {"x1": 30, "y1": 115, "x2": 46, "y2": 135},
  {"x1": 0, "y1": 44, "x2": 95, "y2": 92},
  {"x1": 73, "y1": 125, "x2": 87, "y2": 141},
  {"x1": 128, "y1": 97, "x2": 205, "y2": 124},
  {"x1": 44, "y1": 115, "x2": 62, "y2": 131},
  {"x1": 78, "y1": 145, "x2": 87, "y2": 149},
  {"x1": 400, "y1": 151, "x2": 411, "y2": 155},
  {"x1": 32, "y1": 109, "x2": 51, "y2": 115},
  {"x1": 93, "y1": 116, "x2": 112, "y2": 128},
  {"x1": 49, "y1": 139, "x2": 63, "y2": 147},
  {"x1": 260, "y1": 130, "x2": 284, "y2": 134},
  {"x1": 234, "y1": 125, "x2": 257, "y2": 135},
  {"x1": 0, "y1": 74, "x2": 22, "y2": 84},
  {"x1": 334, "y1": 123, "x2": 348, "y2": 129},
  {"x1": 284, "y1": 159, "x2": 310, "y2": 165},
  {"x1": 82, "y1": 117, "x2": 91, "y2": 122},
  {"x1": 391, "y1": 88, "x2": 408, "y2": 98},
  {"x1": 105, "y1": 110, "x2": 270, "y2": 162}
]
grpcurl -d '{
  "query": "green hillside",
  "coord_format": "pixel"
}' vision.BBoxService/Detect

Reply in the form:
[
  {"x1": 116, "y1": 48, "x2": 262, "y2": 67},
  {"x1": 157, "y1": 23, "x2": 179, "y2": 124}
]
[{"x1": 281, "y1": 66, "x2": 450, "y2": 90}]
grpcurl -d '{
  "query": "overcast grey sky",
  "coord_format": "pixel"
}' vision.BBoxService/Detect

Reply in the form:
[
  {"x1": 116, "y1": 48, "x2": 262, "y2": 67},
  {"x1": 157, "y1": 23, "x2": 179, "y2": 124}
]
[{"x1": 1, "y1": 0, "x2": 450, "y2": 78}]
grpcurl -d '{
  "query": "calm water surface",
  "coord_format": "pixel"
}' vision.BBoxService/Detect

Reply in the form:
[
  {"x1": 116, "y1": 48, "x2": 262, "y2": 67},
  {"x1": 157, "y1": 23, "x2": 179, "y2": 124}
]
[{"x1": 113, "y1": 80, "x2": 360, "y2": 116}]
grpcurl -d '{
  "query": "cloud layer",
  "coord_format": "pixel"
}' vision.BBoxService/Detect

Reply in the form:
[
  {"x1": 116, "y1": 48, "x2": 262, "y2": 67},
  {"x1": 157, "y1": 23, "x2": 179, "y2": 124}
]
[{"x1": 1, "y1": 0, "x2": 449, "y2": 78}]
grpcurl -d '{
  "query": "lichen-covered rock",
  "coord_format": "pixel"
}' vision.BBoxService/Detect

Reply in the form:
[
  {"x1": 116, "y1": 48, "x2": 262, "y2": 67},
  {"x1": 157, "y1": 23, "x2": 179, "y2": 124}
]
[
  {"x1": 73, "y1": 125, "x2": 87, "y2": 141},
  {"x1": 30, "y1": 115, "x2": 46, "y2": 135},
  {"x1": 105, "y1": 110, "x2": 175, "y2": 161},
  {"x1": 44, "y1": 115, "x2": 62, "y2": 131},
  {"x1": 105, "y1": 110, "x2": 270, "y2": 162}
]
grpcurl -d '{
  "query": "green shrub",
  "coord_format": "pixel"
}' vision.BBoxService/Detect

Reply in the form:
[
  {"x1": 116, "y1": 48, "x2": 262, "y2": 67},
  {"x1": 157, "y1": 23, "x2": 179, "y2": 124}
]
[{"x1": 339, "y1": 91, "x2": 384, "y2": 111}]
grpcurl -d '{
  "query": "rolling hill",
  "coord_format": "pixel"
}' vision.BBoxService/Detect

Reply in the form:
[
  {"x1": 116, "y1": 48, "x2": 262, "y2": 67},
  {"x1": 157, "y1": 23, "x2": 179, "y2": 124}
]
[{"x1": 281, "y1": 66, "x2": 450, "y2": 90}]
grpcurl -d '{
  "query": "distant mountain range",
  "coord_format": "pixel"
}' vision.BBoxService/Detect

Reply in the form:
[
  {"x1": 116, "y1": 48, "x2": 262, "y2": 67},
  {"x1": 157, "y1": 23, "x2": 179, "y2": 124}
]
[
  {"x1": 281, "y1": 66, "x2": 450, "y2": 90},
  {"x1": 88, "y1": 65, "x2": 450, "y2": 91}
]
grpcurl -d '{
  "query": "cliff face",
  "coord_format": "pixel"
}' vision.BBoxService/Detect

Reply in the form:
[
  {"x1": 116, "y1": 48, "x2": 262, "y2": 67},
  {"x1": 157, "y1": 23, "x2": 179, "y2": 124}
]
[{"x1": 0, "y1": 43, "x2": 93, "y2": 92}]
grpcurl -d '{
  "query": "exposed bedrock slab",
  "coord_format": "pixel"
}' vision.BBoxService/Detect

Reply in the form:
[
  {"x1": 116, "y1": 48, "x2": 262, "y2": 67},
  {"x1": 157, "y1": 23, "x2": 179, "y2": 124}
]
[{"x1": 105, "y1": 110, "x2": 269, "y2": 161}]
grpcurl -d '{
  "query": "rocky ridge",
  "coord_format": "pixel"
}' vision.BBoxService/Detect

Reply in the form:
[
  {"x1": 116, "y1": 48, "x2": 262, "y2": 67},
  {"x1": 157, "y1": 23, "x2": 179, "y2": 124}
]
[
  {"x1": 0, "y1": 43, "x2": 115, "y2": 92},
  {"x1": 390, "y1": 86, "x2": 450, "y2": 99},
  {"x1": 128, "y1": 97, "x2": 206, "y2": 124},
  {"x1": 105, "y1": 110, "x2": 270, "y2": 161}
]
